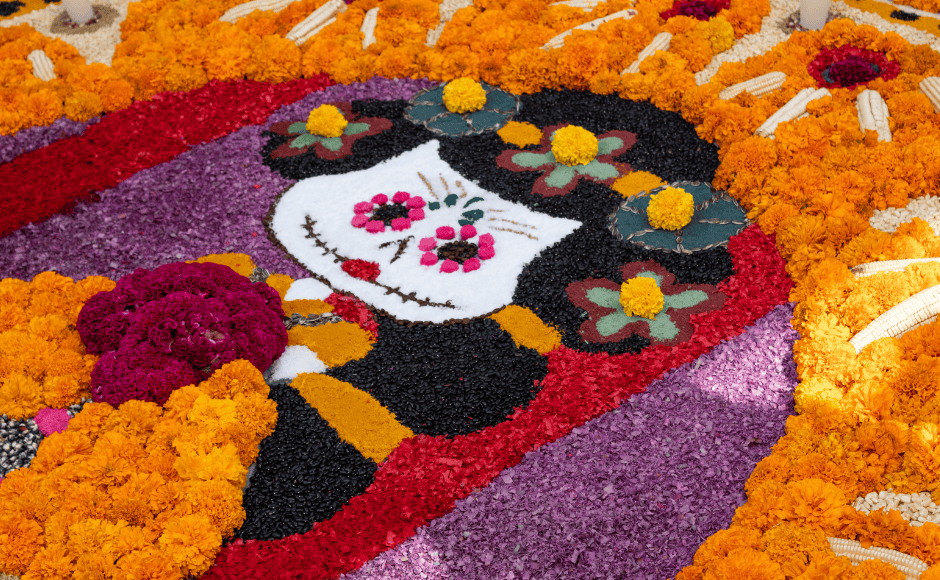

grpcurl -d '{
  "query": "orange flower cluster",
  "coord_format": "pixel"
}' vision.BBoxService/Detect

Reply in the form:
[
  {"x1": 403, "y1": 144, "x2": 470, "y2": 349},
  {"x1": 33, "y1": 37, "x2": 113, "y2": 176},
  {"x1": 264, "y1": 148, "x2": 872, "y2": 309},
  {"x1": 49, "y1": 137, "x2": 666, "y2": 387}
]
[
  {"x1": 0, "y1": 359, "x2": 277, "y2": 580},
  {"x1": 678, "y1": 261, "x2": 940, "y2": 579},
  {"x1": 0, "y1": 25, "x2": 134, "y2": 134},
  {"x1": 0, "y1": 272, "x2": 115, "y2": 419}
]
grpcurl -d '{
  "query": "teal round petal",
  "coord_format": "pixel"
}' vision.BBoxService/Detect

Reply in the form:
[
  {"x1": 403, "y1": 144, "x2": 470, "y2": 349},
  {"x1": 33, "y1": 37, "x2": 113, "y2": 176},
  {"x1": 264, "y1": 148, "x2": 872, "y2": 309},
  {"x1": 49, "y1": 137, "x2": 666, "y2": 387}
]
[
  {"x1": 681, "y1": 221, "x2": 746, "y2": 249},
  {"x1": 634, "y1": 228, "x2": 679, "y2": 249},
  {"x1": 614, "y1": 211, "x2": 649, "y2": 240},
  {"x1": 696, "y1": 198, "x2": 747, "y2": 222},
  {"x1": 466, "y1": 110, "x2": 510, "y2": 132},
  {"x1": 427, "y1": 114, "x2": 472, "y2": 136},
  {"x1": 414, "y1": 86, "x2": 445, "y2": 104},
  {"x1": 409, "y1": 103, "x2": 448, "y2": 122},
  {"x1": 484, "y1": 90, "x2": 518, "y2": 112}
]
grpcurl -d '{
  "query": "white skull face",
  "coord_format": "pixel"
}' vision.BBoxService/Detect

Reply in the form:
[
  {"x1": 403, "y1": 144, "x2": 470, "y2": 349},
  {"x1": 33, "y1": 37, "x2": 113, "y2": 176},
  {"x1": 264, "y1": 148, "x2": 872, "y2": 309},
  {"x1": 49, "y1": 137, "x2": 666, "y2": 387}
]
[{"x1": 268, "y1": 140, "x2": 581, "y2": 323}]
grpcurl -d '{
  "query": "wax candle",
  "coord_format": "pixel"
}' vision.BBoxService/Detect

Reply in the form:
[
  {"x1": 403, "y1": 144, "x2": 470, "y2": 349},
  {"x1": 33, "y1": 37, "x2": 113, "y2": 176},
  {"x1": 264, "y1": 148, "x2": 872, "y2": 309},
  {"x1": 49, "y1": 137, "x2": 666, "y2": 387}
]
[
  {"x1": 62, "y1": 0, "x2": 94, "y2": 24},
  {"x1": 800, "y1": 0, "x2": 830, "y2": 29}
]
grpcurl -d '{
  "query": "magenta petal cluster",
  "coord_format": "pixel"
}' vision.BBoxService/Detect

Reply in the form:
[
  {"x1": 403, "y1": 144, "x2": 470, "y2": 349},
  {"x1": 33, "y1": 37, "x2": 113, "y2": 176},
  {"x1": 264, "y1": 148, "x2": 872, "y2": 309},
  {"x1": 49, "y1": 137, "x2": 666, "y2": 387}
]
[
  {"x1": 419, "y1": 226, "x2": 495, "y2": 273},
  {"x1": 77, "y1": 261, "x2": 288, "y2": 406},
  {"x1": 351, "y1": 191, "x2": 426, "y2": 233}
]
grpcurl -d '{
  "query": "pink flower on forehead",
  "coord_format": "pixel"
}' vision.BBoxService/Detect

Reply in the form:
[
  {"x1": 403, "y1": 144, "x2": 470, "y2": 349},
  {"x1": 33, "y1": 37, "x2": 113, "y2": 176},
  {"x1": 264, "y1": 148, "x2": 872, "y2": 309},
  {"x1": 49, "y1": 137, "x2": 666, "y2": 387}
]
[
  {"x1": 351, "y1": 191, "x2": 427, "y2": 233},
  {"x1": 419, "y1": 224, "x2": 496, "y2": 273}
]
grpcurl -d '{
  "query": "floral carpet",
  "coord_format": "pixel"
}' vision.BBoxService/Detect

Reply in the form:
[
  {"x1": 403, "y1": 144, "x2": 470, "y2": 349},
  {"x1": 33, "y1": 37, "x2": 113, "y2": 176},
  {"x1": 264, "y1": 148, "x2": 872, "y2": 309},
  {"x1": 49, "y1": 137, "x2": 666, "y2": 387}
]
[{"x1": 5, "y1": 0, "x2": 940, "y2": 579}]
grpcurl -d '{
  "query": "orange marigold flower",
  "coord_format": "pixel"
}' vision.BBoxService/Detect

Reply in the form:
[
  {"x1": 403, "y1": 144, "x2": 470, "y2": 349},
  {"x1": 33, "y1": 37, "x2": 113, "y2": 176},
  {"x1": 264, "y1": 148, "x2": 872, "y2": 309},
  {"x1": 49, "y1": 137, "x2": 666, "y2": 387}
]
[{"x1": 773, "y1": 478, "x2": 853, "y2": 533}]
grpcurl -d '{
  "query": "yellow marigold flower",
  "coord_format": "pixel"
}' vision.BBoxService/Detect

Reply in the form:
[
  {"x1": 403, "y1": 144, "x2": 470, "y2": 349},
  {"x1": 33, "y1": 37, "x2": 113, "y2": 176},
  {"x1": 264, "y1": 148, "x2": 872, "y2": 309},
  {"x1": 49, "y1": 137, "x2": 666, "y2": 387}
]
[
  {"x1": 619, "y1": 276, "x2": 664, "y2": 320},
  {"x1": 442, "y1": 77, "x2": 487, "y2": 113},
  {"x1": 305, "y1": 104, "x2": 348, "y2": 138},
  {"x1": 647, "y1": 187, "x2": 695, "y2": 231},
  {"x1": 551, "y1": 125, "x2": 598, "y2": 166}
]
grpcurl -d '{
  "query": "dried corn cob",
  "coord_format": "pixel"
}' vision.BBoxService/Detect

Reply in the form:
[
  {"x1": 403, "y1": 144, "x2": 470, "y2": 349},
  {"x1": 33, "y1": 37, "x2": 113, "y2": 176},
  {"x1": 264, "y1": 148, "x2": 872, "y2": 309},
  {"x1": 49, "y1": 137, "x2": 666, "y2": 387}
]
[
  {"x1": 718, "y1": 71, "x2": 786, "y2": 100},
  {"x1": 361, "y1": 7, "x2": 379, "y2": 50},
  {"x1": 849, "y1": 285, "x2": 940, "y2": 353},
  {"x1": 541, "y1": 9, "x2": 638, "y2": 50},
  {"x1": 919, "y1": 76, "x2": 940, "y2": 113},
  {"x1": 551, "y1": 0, "x2": 602, "y2": 11},
  {"x1": 219, "y1": 0, "x2": 298, "y2": 23},
  {"x1": 828, "y1": 538, "x2": 927, "y2": 580},
  {"x1": 426, "y1": 23, "x2": 445, "y2": 47},
  {"x1": 27, "y1": 50, "x2": 55, "y2": 82},
  {"x1": 285, "y1": 0, "x2": 346, "y2": 45},
  {"x1": 754, "y1": 87, "x2": 830, "y2": 138},
  {"x1": 851, "y1": 258, "x2": 940, "y2": 277},
  {"x1": 857, "y1": 89, "x2": 891, "y2": 142},
  {"x1": 620, "y1": 32, "x2": 672, "y2": 74},
  {"x1": 427, "y1": 0, "x2": 473, "y2": 47}
]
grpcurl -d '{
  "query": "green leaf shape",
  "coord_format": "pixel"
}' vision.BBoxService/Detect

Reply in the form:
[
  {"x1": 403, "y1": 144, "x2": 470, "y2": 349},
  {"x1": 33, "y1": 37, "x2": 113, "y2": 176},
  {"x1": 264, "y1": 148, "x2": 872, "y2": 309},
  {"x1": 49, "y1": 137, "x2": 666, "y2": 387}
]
[
  {"x1": 344, "y1": 122, "x2": 370, "y2": 136},
  {"x1": 545, "y1": 164, "x2": 576, "y2": 189},
  {"x1": 463, "y1": 197, "x2": 484, "y2": 208},
  {"x1": 586, "y1": 287, "x2": 621, "y2": 310},
  {"x1": 597, "y1": 137, "x2": 624, "y2": 156},
  {"x1": 512, "y1": 151, "x2": 553, "y2": 169},
  {"x1": 597, "y1": 310, "x2": 630, "y2": 337},
  {"x1": 428, "y1": 202, "x2": 441, "y2": 211},
  {"x1": 664, "y1": 289, "x2": 708, "y2": 311},
  {"x1": 444, "y1": 194, "x2": 459, "y2": 207},
  {"x1": 320, "y1": 137, "x2": 343, "y2": 152},
  {"x1": 462, "y1": 209, "x2": 484, "y2": 223},
  {"x1": 289, "y1": 133, "x2": 320, "y2": 149},
  {"x1": 288, "y1": 121, "x2": 308, "y2": 134},
  {"x1": 647, "y1": 313, "x2": 679, "y2": 340},
  {"x1": 574, "y1": 160, "x2": 620, "y2": 181},
  {"x1": 458, "y1": 219, "x2": 473, "y2": 226}
]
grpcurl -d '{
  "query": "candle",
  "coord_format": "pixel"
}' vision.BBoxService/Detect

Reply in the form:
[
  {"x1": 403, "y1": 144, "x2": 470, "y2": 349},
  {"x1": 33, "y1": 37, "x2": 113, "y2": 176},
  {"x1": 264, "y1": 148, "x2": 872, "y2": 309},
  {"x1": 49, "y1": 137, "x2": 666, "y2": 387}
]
[
  {"x1": 800, "y1": 0, "x2": 830, "y2": 29},
  {"x1": 62, "y1": 0, "x2": 94, "y2": 24}
]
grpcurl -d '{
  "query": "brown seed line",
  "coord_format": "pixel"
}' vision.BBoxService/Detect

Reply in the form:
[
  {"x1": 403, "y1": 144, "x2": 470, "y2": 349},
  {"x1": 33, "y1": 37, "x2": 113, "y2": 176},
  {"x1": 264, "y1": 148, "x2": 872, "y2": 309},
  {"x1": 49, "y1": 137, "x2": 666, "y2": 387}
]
[
  {"x1": 488, "y1": 217, "x2": 536, "y2": 229},
  {"x1": 417, "y1": 172, "x2": 439, "y2": 200},
  {"x1": 492, "y1": 227, "x2": 538, "y2": 240},
  {"x1": 455, "y1": 180, "x2": 469, "y2": 198}
]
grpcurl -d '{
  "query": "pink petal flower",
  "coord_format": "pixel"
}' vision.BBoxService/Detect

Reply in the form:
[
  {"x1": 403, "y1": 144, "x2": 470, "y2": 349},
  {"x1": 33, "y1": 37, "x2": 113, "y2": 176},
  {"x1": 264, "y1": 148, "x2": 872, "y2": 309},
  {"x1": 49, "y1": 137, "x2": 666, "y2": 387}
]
[
  {"x1": 418, "y1": 237, "x2": 437, "y2": 251},
  {"x1": 436, "y1": 226, "x2": 455, "y2": 240},
  {"x1": 406, "y1": 196, "x2": 426, "y2": 209},
  {"x1": 391, "y1": 218, "x2": 411, "y2": 231},
  {"x1": 460, "y1": 224, "x2": 477, "y2": 240},
  {"x1": 478, "y1": 233, "x2": 495, "y2": 246},
  {"x1": 365, "y1": 220, "x2": 386, "y2": 233},
  {"x1": 371, "y1": 194, "x2": 388, "y2": 205},
  {"x1": 478, "y1": 244, "x2": 496, "y2": 260},
  {"x1": 34, "y1": 407, "x2": 70, "y2": 436},
  {"x1": 353, "y1": 201, "x2": 374, "y2": 214},
  {"x1": 440, "y1": 259, "x2": 459, "y2": 273},
  {"x1": 351, "y1": 215, "x2": 369, "y2": 228},
  {"x1": 392, "y1": 191, "x2": 411, "y2": 204},
  {"x1": 408, "y1": 208, "x2": 425, "y2": 221},
  {"x1": 462, "y1": 258, "x2": 481, "y2": 272},
  {"x1": 420, "y1": 252, "x2": 439, "y2": 266}
]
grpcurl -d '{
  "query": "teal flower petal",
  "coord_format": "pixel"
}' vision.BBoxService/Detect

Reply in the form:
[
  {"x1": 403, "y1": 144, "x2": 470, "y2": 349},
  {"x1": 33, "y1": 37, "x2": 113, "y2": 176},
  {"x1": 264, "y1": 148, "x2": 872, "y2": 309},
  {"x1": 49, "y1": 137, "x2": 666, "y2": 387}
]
[
  {"x1": 664, "y1": 289, "x2": 708, "y2": 310},
  {"x1": 597, "y1": 137, "x2": 624, "y2": 156},
  {"x1": 409, "y1": 103, "x2": 448, "y2": 122},
  {"x1": 647, "y1": 313, "x2": 679, "y2": 341},
  {"x1": 466, "y1": 110, "x2": 509, "y2": 132},
  {"x1": 633, "y1": 228, "x2": 678, "y2": 248},
  {"x1": 485, "y1": 89, "x2": 517, "y2": 111},
  {"x1": 513, "y1": 151, "x2": 554, "y2": 169},
  {"x1": 545, "y1": 164, "x2": 576, "y2": 189},
  {"x1": 575, "y1": 160, "x2": 620, "y2": 181},
  {"x1": 427, "y1": 115, "x2": 472, "y2": 137},
  {"x1": 414, "y1": 86, "x2": 444, "y2": 104},
  {"x1": 586, "y1": 287, "x2": 621, "y2": 309},
  {"x1": 596, "y1": 310, "x2": 630, "y2": 337}
]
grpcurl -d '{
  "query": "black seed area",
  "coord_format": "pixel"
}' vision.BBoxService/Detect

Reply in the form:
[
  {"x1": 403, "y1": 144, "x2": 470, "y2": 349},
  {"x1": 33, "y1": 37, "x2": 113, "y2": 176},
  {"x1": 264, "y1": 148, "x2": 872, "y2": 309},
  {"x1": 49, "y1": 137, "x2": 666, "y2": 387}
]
[
  {"x1": 327, "y1": 317, "x2": 548, "y2": 437},
  {"x1": 890, "y1": 9, "x2": 919, "y2": 20},
  {"x1": 372, "y1": 203, "x2": 410, "y2": 226},
  {"x1": 437, "y1": 240, "x2": 478, "y2": 264},
  {"x1": 0, "y1": 1, "x2": 25, "y2": 16},
  {"x1": 235, "y1": 381, "x2": 377, "y2": 541}
]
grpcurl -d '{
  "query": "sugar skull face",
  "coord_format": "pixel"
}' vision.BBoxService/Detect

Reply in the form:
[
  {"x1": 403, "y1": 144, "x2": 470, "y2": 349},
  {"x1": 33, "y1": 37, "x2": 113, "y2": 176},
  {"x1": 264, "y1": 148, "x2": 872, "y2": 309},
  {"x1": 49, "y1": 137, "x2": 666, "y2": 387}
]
[{"x1": 268, "y1": 140, "x2": 581, "y2": 323}]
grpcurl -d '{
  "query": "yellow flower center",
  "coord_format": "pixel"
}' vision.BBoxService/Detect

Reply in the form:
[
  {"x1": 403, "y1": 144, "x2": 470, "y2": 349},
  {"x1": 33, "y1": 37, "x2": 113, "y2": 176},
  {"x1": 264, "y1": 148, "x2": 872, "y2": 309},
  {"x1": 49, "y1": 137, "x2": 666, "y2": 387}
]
[
  {"x1": 551, "y1": 125, "x2": 598, "y2": 166},
  {"x1": 306, "y1": 104, "x2": 348, "y2": 138},
  {"x1": 647, "y1": 186, "x2": 695, "y2": 231},
  {"x1": 442, "y1": 78, "x2": 487, "y2": 114},
  {"x1": 619, "y1": 276, "x2": 664, "y2": 320}
]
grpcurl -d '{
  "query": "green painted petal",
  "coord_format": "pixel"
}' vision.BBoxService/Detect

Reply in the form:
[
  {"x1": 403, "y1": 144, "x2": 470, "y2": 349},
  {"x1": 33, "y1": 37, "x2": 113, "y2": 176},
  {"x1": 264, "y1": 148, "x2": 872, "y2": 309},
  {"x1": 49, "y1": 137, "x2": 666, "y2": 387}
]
[
  {"x1": 513, "y1": 151, "x2": 553, "y2": 169},
  {"x1": 648, "y1": 313, "x2": 679, "y2": 340},
  {"x1": 320, "y1": 137, "x2": 343, "y2": 151},
  {"x1": 586, "y1": 287, "x2": 621, "y2": 309},
  {"x1": 545, "y1": 164, "x2": 576, "y2": 189},
  {"x1": 289, "y1": 133, "x2": 319, "y2": 149},
  {"x1": 288, "y1": 121, "x2": 308, "y2": 134},
  {"x1": 575, "y1": 160, "x2": 620, "y2": 180},
  {"x1": 597, "y1": 137, "x2": 624, "y2": 156},
  {"x1": 597, "y1": 311, "x2": 630, "y2": 337},
  {"x1": 664, "y1": 289, "x2": 709, "y2": 310},
  {"x1": 635, "y1": 271, "x2": 663, "y2": 285},
  {"x1": 344, "y1": 122, "x2": 370, "y2": 135}
]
